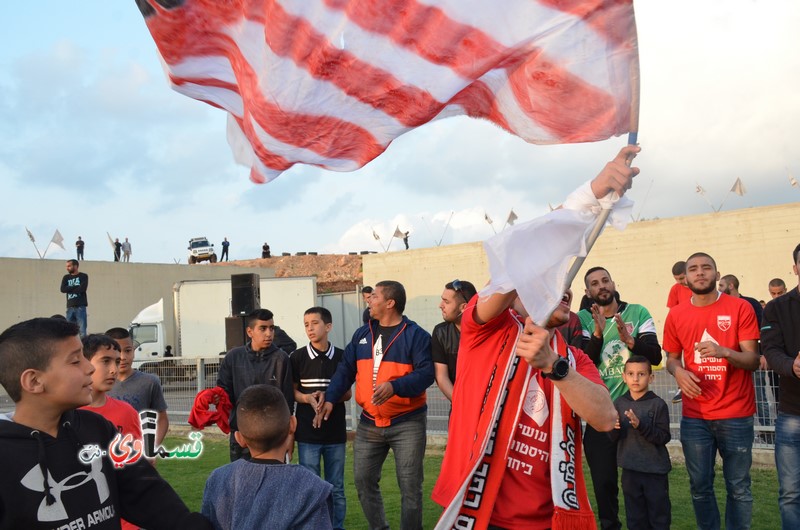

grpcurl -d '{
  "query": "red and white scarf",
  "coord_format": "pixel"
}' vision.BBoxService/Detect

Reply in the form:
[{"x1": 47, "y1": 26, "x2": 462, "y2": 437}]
[{"x1": 435, "y1": 333, "x2": 596, "y2": 530}]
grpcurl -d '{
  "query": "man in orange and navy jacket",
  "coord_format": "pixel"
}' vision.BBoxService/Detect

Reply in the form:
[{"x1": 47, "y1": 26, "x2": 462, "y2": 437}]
[{"x1": 321, "y1": 280, "x2": 433, "y2": 530}]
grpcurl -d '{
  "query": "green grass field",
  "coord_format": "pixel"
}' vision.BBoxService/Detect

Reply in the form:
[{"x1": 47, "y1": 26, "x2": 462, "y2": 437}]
[{"x1": 159, "y1": 436, "x2": 781, "y2": 529}]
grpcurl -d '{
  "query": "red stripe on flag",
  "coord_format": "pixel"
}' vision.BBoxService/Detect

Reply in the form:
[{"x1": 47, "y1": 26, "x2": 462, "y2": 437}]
[
  {"x1": 537, "y1": 0, "x2": 636, "y2": 48},
  {"x1": 230, "y1": 48, "x2": 386, "y2": 169},
  {"x1": 147, "y1": 0, "x2": 387, "y2": 168},
  {"x1": 324, "y1": 0, "x2": 625, "y2": 140},
  {"x1": 325, "y1": 0, "x2": 508, "y2": 80},
  {"x1": 143, "y1": 0, "x2": 241, "y2": 63},
  {"x1": 255, "y1": 2, "x2": 444, "y2": 128},
  {"x1": 507, "y1": 50, "x2": 621, "y2": 142},
  {"x1": 232, "y1": 115, "x2": 294, "y2": 175},
  {"x1": 449, "y1": 81, "x2": 512, "y2": 133}
]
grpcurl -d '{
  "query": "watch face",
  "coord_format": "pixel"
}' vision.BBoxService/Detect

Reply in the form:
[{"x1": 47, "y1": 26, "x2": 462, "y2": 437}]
[{"x1": 551, "y1": 357, "x2": 569, "y2": 379}]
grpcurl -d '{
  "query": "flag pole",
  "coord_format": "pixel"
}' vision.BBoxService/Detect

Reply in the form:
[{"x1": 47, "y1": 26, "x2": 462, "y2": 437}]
[
  {"x1": 438, "y1": 212, "x2": 454, "y2": 246},
  {"x1": 696, "y1": 185, "x2": 717, "y2": 212},
  {"x1": 553, "y1": 18, "x2": 642, "y2": 312},
  {"x1": 388, "y1": 226, "x2": 399, "y2": 251},
  {"x1": 562, "y1": 59, "x2": 640, "y2": 293},
  {"x1": 25, "y1": 228, "x2": 42, "y2": 259},
  {"x1": 420, "y1": 216, "x2": 437, "y2": 247},
  {"x1": 716, "y1": 190, "x2": 732, "y2": 212},
  {"x1": 371, "y1": 228, "x2": 387, "y2": 253}
]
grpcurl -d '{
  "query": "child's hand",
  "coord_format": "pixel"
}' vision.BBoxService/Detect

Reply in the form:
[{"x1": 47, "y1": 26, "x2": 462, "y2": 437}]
[
  {"x1": 309, "y1": 391, "x2": 323, "y2": 411},
  {"x1": 614, "y1": 411, "x2": 621, "y2": 430},
  {"x1": 624, "y1": 409, "x2": 639, "y2": 429}
]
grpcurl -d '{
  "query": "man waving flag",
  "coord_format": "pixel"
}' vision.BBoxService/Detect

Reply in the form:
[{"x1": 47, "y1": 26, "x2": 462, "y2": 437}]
[{"x1": 136, "y1": 0, "x2": 639, "y2": 184}]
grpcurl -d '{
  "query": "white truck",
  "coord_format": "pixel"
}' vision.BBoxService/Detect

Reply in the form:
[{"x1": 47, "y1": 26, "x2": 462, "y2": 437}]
[
  {"x1": 129, "y1": 277, "x2": 317, "y2": 382},
  {"x1": 187, "y1": 237, "x2": 217, "y2": 264}
]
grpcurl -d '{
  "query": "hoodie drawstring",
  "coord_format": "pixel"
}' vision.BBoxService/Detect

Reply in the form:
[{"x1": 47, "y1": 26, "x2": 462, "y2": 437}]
[{"x1": 30, "y1": 430, "x2": 56, "y2": 506}]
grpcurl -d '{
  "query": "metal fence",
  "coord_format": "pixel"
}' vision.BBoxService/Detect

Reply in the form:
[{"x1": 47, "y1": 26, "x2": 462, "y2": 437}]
[{"x1": 0, "y1": 358, "x2": 779, "y2": 448}]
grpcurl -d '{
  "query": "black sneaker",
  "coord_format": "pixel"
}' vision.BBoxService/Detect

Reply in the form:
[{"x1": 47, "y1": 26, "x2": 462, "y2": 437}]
[{"x1": 671, "y1": 390, "x2": 682, "y2": 403}]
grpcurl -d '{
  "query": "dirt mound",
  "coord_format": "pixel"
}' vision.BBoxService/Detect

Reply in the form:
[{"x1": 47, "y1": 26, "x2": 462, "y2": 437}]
[{"x1": 215, "y1": 254, "x2": 363, "y2": 293}]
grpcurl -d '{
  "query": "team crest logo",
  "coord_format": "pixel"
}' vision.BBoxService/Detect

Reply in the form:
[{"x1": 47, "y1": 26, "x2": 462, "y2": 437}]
[
  {"x1": 523, "y1": 379, "x2": 548, "y2": 427},
  {"x1": 717, "y1": 315, "x2": 731, "y2": 332},
  {"x1": 625, "y1": 322, "x2": 634, "y2": 335}
]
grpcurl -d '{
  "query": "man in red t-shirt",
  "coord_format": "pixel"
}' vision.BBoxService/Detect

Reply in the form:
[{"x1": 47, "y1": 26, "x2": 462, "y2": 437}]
[
  {"x1": 664, "y1": 252, "x2": 759, "y2": 530},
  {"x1": 666, "y1": 260, "x2": 692, "y2": 309},
  {"x1": 433, "y1": 145, "x2": 639, "y2": 529}
]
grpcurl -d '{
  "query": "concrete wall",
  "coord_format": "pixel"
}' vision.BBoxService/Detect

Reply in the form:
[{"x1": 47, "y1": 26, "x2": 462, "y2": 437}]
[
  {"x1": 363, "y1": 202, "x2": 800, "y2": 337},
  {"x1": 0, "y1": 259, "x2": 276, "y2": 348},
  {"x1": 3, "y1": 200, "x2": 798, "y2": 344}
]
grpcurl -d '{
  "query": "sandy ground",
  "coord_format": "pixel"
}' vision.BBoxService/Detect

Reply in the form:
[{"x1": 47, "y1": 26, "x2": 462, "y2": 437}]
[{"x1": 213, "y1": 253, "x2": 363, "y2": 293}]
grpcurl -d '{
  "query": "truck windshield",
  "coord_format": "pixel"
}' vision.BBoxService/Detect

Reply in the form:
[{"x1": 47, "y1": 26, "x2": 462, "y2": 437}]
[
  {"x1": 190, "y1": 240, "x2": 210, "y2": 248},
  {"x1": 131, "y1": 325, "x2": 158, "y2": 345}
]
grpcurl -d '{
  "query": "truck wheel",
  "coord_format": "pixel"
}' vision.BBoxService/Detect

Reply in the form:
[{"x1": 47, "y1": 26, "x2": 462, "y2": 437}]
[
  {"x1": 189, "y1": 256, "x2": 197, "y2": 264},
  {"x1": 210, "y1": 254, "x2": 218, "y2": 263}
]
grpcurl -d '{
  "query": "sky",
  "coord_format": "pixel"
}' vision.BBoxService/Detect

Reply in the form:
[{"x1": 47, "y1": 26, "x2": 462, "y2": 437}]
[{"x1": 1, "y1": 1, "x2": 799, "y2": 264}]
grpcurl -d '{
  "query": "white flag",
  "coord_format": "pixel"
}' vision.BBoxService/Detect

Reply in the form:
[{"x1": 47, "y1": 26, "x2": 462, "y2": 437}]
[
  {"x1": 393, "y1": 227, "x2": 405, "y2": 239},
  {"x1": 481, "y1": 181, "x2": 633, "y2": 325},
  {"x1": 372, "y1": 230, "x2": 380, "y2": 241},
  {"x1": 790, "y1": 176, "x2": 799, "y2": 188},
  {"x1": 25, "y1": 227, "x2": 35, "y2": 243},
  {"x1": 506, "y1": 210, "x2": 519, "y2": 226},
  {"x1": 484, "y1": 213, "x2": 493, "y2": 225},
  {"x1": 50, "y1": 230, "x2": 65, "y2": 250},
  {"x1": 696, "y1": 184, "x2": 706, "y2": 195},
  {"x1": 107, "y1": 232, "x2": 116, "y2": 249},
  {"x1": 731, "y1": 177, "x2": 746, "y2": 196}
]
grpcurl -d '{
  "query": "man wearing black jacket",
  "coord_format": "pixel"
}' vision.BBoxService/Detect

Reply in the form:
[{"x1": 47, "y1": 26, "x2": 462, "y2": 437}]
[
  {"x1": 60, "y1": 259, "x2": 88, "y2": 337},
  {"x1": 217, "y1": 308, "x2": 294, "y2": 461},
  {"x1": 762, "y1": 243, "x2": 800, "y2": 528}
]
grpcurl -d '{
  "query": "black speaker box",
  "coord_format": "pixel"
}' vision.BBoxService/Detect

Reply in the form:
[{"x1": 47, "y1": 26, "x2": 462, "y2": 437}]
[
  {"x1": 231, "y1": 273, "x2": 260, "y2": 315},
  {"x1": 225, "y1": 316, "x2": 248, "y2": 351}
]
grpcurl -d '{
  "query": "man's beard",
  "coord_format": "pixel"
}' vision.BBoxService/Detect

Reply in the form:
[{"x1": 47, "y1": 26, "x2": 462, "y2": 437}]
[
  {"x1": 688, "y1": 280, "x2": 717, "y2": 295},
  {"x1": 593, "y1": 290, "x2": 616, "y2": 307}
]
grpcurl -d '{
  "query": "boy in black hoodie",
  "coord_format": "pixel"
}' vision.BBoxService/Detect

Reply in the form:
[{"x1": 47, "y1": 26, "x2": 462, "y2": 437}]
[
  {"x1": 0, "y1": 317, "x2": 211, "y2": 530},
  {"x1": 609, "y1": 355, "x2": 672, "y2": 530}
]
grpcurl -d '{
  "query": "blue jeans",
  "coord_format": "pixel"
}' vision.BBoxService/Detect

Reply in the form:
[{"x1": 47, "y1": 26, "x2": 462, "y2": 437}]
[
  {"x1": 298, "y1": 442, "x2": 346, "y2": 530},
  {"x1": 775, "y1": 412, "x2": 800, "y2": 529},
  {"x1": 353, "y1": 413, "x2": 426, "y2": 530},
  {"x1": 681, "y1": 416, "x2": 753, "y2": 530},
  {"x1": 66, "y1": 306, "x2": 87, "y2": 337}
]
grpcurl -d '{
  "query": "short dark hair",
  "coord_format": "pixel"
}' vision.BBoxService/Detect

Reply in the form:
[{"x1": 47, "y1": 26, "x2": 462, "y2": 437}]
[
  {"x1": 583, "y1": 266, "x2": 610, "y2": 287},
  {"x1": 0, "y1": 318, "x2": 80, "y2": 402},
  {"x1": 769, "y1": 278, "x2": 786, "y2": 289},
  {"x1": 236, "y1": 385, "x2": 291, "y2": 453},
  {"x1": 445, "y1": 280, "x2": 477, "y2": 304},
  {"x1": 362, "y1": 286, "x2": 373, "y2": 294},
  {"x1": 793, "y1": 243, "x2": 800, "y2": 264},
  {"x1": 625, "y1": 354, "x2": 652, "y2": 373},
  {"x1": 82, "y1": 334, "x2": 121, "y2": 360},
  {"x1": 105, "y1": 327, "x2": 130, "y2": 340},
  {"x1": 721, "y1": 274, "x2": 739, "y2": 290},
  {"x1": 304, "y1": 306, "x2": 332, "y2": 325},
  {"x1": 66, "y1": 259, "x2": 79, "y2": 267},
  {"x1": 246, "y1": 308, "x2": 274, "y2": 328},
  {"x1": 376, "y1": 280, "x2": 406, "y2": 314},
  {"x1": 686, "y1": 252, "x2": 717, "y2": 270},
  {"x1": 671, "y1": 261, "x2": 686, "y2": 276}
]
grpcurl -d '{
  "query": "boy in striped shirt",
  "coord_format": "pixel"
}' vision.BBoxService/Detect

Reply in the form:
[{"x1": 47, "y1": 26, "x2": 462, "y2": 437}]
[{"x1": 290, "y1": 307, "x2": 351, "y2": 530}]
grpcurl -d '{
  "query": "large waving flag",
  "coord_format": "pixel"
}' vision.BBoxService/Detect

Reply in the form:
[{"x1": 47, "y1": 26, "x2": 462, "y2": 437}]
[{"x1": 136, "y1": 0, "x2": 640, "y2": 183}]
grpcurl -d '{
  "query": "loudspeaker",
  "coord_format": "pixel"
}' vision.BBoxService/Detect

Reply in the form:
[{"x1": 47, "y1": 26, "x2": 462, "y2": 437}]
[
  {"x1": 231, "y1": 273, "x2": 260, "y2": 315},
  {"x1": 225, "y1": 316, "x2": 248, "y2": 351}
]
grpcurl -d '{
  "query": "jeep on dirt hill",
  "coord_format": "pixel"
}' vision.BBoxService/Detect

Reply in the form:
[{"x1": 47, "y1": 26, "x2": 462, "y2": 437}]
[{"x1": 188, "y1": 237, "x2": 217, "y2": 264}]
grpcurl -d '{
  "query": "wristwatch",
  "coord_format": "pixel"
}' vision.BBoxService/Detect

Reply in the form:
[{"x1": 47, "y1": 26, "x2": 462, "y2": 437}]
[{"x1": 543, "y1": 356, "x2": 570, "y2": 381}]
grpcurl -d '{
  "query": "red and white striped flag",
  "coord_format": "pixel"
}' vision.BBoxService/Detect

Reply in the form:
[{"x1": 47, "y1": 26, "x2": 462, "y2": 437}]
[{"x1": 137, "y1": 0, "x2": 639, "y2": 184}]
